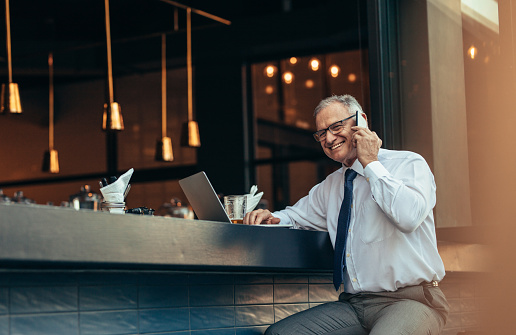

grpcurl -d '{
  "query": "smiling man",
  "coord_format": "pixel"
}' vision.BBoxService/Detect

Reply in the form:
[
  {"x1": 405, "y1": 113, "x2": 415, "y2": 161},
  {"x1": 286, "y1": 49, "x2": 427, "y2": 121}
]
[{"x1": 243, "y1": 95, "x2": 449, "y2": 335}]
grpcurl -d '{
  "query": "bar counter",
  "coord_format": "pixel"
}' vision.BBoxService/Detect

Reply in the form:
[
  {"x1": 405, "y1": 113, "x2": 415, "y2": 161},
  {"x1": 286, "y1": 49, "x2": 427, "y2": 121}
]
[
  {"x1": 0, "y1": 203, "x2": 490, "y2": 335},
  {"x1": 0, "y1": 202, "x2": 333, "y2": 271},
  {"x1": 0, "y1": 202, "x2": 338, "y2": 335}
]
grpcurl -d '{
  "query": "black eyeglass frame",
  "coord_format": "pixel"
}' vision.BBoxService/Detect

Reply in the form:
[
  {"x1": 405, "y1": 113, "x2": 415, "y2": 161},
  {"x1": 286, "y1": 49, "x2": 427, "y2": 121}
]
[{"x1": 312, "y1": 114, "x2": 355, "y2": 142}]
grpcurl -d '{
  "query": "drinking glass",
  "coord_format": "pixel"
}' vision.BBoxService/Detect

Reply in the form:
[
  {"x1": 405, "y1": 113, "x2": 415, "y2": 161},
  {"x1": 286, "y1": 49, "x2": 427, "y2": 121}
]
[{"x1": 224, "y1": 195, "x2": 247, "y2": 224}]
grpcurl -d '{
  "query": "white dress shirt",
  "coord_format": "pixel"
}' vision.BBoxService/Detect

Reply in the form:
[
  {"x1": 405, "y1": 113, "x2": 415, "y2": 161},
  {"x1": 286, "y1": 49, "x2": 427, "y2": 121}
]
[{"x1": 273, "y1": 148, "x2": 445, "y2": 293}]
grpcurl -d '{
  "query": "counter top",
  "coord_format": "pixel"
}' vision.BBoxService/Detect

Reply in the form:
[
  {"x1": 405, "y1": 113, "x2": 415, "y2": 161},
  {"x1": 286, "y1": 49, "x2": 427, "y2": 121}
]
[
  {"x1": 0, "y1": 203, "x2": 334, "y2": 272},
  {"x1": 0, "y1": 203, "x2": 490, "y2": 273}
]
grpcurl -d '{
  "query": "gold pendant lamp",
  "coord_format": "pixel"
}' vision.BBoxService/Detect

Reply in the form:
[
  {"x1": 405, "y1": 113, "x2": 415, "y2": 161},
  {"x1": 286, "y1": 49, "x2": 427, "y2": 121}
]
[
  {"x1": 155, "y1": 34, "x2": 174, "y2": 161},
  {"x1": 159, "y1": 1, "x2": 231, "y2": 147},
  {"x1": 101, "y1": 0, "x2": 123, "y2": 131},
  {"x1": 1, "y1": 0, "x2": 21, "y2": 114},
  {"x1": 183, "y1": 7, "x2": 200, "y2": 147},
  {"x1": 42, "y1": 53, "x2": 59, "y2": 173}
]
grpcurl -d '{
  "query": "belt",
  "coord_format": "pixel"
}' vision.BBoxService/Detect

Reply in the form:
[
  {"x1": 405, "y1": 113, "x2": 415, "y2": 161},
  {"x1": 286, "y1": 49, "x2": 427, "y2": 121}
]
[{"x1": 420, "y1": 280, "x2": 439, "y2": 288}]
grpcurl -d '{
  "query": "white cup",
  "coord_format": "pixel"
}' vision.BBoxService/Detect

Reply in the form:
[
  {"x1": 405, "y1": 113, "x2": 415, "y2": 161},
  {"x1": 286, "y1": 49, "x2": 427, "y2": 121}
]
[{"x1": 101, "y1": 201, "x2": 126, "y2": 214}]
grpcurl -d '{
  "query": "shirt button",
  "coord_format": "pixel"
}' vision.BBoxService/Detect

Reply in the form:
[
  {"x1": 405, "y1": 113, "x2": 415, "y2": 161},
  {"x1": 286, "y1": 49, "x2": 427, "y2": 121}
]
[
  {"x1": 352, "y1": 278, "x2": 357, "y2": 282},
  {"x1": 351, "y1": 204, "x2": 353, "y2": 208},
  {"x1": 366, "y1": 178, "x2": 369, "y2": 182},
  {"x1": 348, "y1": 229, "x2": 351, "y2": 233},
  {"x1": 346, "y1": 253, "x2": 350, "y2": 257}
]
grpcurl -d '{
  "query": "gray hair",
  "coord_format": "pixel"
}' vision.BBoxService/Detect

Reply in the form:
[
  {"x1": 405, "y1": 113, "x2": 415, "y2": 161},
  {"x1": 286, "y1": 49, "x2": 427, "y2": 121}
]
[{"x1": 313, "y1": 94, "x2": 363, "y2": 118}]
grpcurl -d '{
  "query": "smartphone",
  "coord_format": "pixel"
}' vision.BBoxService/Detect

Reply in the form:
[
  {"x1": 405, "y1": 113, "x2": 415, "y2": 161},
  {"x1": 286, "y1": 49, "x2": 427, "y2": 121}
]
[{"x1": 355, "y1": 111, "x2": 368, "y2": 128}]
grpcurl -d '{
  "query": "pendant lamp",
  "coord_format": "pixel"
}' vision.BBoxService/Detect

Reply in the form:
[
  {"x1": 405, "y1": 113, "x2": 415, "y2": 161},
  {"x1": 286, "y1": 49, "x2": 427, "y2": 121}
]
[
  {"x1": 42, "y1": 53, "x2": 59, "y2": 173},
  {"x1": 1, "y1": 0, "x2": 21, "y2": 114},
  {"x1": 182, "y1": 7, "x2": 201, "y2": 147},
  {"x1": 101, "y1": 0, "x2": 123, "y2": 131},
  {"x1": 155, "y1": 34, "x2": 174, "y2": 161}
]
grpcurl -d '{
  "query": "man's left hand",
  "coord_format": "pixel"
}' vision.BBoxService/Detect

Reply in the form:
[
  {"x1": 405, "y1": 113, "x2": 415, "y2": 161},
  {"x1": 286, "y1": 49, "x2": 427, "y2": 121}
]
[{"x1": 351, "y1": 126, "x2": 382, "y2": 168}]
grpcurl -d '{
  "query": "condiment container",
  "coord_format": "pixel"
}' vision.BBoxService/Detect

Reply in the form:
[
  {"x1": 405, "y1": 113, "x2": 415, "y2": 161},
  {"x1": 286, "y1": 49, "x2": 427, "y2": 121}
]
[{"x1": 69, "y1": 185, "x2": 102, "y2": 211}]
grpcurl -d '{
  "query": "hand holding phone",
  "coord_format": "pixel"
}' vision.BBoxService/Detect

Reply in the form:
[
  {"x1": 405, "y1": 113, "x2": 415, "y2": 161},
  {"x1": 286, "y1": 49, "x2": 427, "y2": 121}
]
[{"x1": 353, "y1": 111, "x2": 381, "y2": 167}]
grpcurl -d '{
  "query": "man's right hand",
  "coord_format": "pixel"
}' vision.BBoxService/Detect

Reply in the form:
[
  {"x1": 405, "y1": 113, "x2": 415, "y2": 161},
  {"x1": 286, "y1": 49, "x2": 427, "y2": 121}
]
[{"x1": 243, "y1": 209, "x2": 281, "y2": 225}]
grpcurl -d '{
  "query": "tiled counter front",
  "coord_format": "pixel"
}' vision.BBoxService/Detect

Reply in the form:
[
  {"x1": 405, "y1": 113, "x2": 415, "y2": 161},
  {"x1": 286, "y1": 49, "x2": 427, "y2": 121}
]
[
  {"x1": 0, "y1": 270, "x2": 488, "y2": 335},
  {"x1": 0, "y1": 270, "x2": 340, "y2": 335}
]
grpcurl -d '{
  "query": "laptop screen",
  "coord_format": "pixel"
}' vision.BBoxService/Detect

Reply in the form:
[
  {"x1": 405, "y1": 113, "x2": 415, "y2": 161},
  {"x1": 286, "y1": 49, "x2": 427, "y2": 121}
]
[{"x1": 179, "y1": 171, "x2": 232, "y2": 223}]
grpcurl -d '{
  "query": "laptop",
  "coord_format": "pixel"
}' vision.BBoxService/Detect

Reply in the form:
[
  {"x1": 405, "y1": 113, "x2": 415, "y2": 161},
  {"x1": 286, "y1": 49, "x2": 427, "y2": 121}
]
[{"x1": 179, "y1": 171, "x2": 232, "y2": 223}]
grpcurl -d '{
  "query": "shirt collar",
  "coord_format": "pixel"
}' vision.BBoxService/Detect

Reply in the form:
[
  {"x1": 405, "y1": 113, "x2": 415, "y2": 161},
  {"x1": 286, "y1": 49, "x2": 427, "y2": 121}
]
[{"x1": 343, "y1": 159, "x2": 364, "y2": 177}]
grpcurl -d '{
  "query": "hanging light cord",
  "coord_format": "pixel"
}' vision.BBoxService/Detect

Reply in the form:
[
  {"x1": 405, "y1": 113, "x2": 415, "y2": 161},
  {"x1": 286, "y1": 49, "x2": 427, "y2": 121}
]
[
  {"x1": 187, "y1": 7, "x2": 193, "y2": 122},
  {"x1": 49, "y1": 53, "x2": 54, "y2": 150},
  {"x1": 160, "y1": 0, "x2": 231, "y2": 26},
  {"x1": 174, "y1": 7, "x2": 179, "y2": 31},
  {"x1": 104, "y1": 0, "x2": 114, "y2": 105},
  {"x1": 161, "y1": 34, "x2": 167, "y2": 138},
  {"x1": 5, "y1": 0, "x2": 12, "y2": 83}
]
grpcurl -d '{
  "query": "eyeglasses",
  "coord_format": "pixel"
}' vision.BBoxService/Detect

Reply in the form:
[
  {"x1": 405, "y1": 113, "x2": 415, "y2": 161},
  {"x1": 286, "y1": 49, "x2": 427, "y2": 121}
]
[{"x1": 313, "y1": 114, "x2": 355, "y2": 142}]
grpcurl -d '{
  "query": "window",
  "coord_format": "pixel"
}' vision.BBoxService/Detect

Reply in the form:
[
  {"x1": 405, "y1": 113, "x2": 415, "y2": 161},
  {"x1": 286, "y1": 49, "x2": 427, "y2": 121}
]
[{"x1": 250, "y1": 50, "x2": 370, "y2": 210}]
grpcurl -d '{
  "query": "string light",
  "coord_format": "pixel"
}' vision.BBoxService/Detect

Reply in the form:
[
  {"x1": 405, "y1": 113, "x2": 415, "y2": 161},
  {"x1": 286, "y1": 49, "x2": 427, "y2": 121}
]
[
  {"x1": 309, "y1": 58, "x2": 320, "y2": 71},
  {"x1": 283, "y1": 72, "x2": 294, "y2": 84},
  {"x1": 329, "y1": 65, "x2": 340, "y2": 78},
  {"x1": 468, "y1": 46, "x2": 477, "y2": 60},
  {"x1": 264, "y1": 65, "x2": 276, "y2": 77}
]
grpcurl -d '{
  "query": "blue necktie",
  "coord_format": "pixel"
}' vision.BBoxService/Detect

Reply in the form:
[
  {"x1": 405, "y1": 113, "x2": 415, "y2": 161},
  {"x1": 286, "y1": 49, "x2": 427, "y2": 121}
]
[{"x1": 333, "y1": 168, "x2": 358, "y2": 291}]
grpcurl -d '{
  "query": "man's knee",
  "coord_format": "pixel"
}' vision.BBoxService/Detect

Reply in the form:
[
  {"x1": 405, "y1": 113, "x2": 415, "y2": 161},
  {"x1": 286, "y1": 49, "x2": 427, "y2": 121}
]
[
  {"x1": 264, "y1": 323, "x2": 277, "y2": 335},
  {"x1": 264, "y1": 320, "x2": 289, "y2": 335}
]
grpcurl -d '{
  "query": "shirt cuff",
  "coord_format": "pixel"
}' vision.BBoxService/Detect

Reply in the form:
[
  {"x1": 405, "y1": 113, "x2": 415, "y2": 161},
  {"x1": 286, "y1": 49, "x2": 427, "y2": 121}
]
[
  {"x1": 363, "y1": 160, "x2": 390, "y2": 186},
  {"x1": 271, "y1": 211, "x2": 293, "y2": 226}
]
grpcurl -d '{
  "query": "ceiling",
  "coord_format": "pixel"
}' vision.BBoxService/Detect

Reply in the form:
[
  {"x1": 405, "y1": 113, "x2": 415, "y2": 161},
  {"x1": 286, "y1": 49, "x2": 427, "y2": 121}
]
[{"x1": 0, "y1": 0, "x2": 338, "y2": 87}]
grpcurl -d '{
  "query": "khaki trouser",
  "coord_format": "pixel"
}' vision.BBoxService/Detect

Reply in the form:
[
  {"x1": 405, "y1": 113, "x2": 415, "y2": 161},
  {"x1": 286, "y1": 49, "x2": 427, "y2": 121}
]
[{"x1": 265, "y1": 284, "x2": 449, "y2": 335}]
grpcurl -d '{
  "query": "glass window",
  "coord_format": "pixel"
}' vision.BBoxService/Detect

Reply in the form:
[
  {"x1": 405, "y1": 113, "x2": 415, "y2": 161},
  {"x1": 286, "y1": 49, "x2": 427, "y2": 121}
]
[{"x1": 251, "y1": 50, "x2": 369, "y2": 211}]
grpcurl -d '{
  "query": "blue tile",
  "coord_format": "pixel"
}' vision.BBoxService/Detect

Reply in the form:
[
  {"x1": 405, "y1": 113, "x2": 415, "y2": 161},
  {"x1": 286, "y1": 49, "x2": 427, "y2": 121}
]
[
  {"x1": 274, "y1": 303, "x2": 309, "y2": 322},
  {"x1": 235, "y1": 285, "x2": 273, "y2": 305},
  {"x1": 0, "y1": 316, "x2": 7, "y2": 335},
  {"x1": 309, "y1": 284, "x2": 339, "y2": 303},
  {"x1": 235, "y1": 326, "x2": 268, "y2": 335},
  {"x1": 235, "y1": 305, "x2": 273, "y2": 326},
  {"x1": 273, "y1": 284, "x2": 308, "y2": 304},
  {"x1": 79, "y1": 272, "x2": 138, "y2": 285},
  {"x1": 11, "y1": 312, "x2": 78, "y2": 335},
  {"x1": 80, "y1": 285, "x2": 137, "y2": 311},
  {"x1": 191, "y1": 329, "x2": 235, "y2": 335},
  {"x1": 8, "y1": 272, "x2": 78, "y2": 286},
  {"x1": 10, "y1": 286, "x2": 78, "y2": 314},
  {"x1": 139, "y1": 285, "x2": 188, "y2": 308},
  {"x1": 190, "y1": 306, "x2": 235, "y2": 330},
  {"x1": 273, "y1": 275, "x2": 308, "y2": 284},
  {"x1": 139, "y1": 308, "x2": 190, "y2": 333},
  {"x1": 308, "y1": 274, "x2": 333, "y2": 283},
  {"x1": 0, "y1": 288, "x2": 7, "y2": 314},
  {"x1": 189, "y1": 274, "x2": 234, "y2": 285},
  {"x1": 190, "y1": 285, "x2": 234, "y2": 307},
  {"x1": 234, "y1": 275, "x2": 273, "y2": 284},
  {"x1": 138, "y1": 272, "x2": 188, "y2": 285},
  {"x1": 80, "y1": 310, "x2": 138, "y2": 335},
  {"x1": 0, "y1": 273, "x2": 10, "y2": 286}
]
